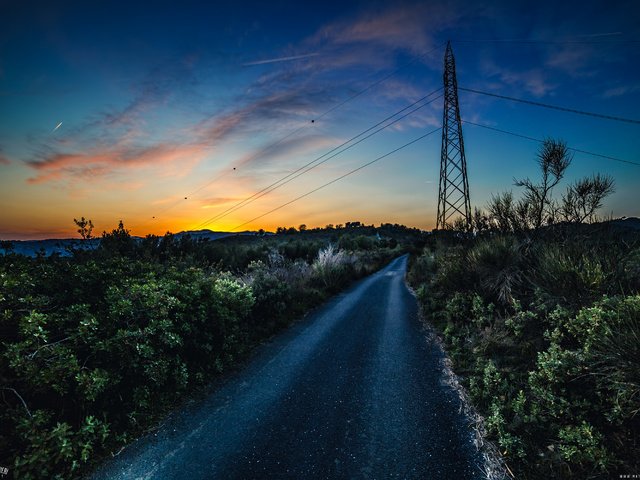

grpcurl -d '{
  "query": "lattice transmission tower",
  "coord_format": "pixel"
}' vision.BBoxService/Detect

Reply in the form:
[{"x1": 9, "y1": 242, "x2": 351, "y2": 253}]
[{"x1": 436, "y1": 41, "x2": 471, "y2": 230}]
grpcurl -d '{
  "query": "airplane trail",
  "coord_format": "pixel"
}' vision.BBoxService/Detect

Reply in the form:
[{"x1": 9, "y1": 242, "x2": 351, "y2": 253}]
[{"x1": 243, "y1": 53, "x2": 319, "y2": 66}]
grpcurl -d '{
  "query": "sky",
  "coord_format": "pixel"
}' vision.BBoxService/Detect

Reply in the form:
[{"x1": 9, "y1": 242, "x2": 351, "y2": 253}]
[{"x1": 1, "y1": 0, "x2": 639, "y2": 239}]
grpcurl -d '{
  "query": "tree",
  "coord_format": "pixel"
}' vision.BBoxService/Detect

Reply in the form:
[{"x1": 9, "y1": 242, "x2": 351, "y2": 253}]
[
  {"x1": 298, "y1": 224, "x2": 307, "y2": 232},
  {"x1": 561, "y1": 174, "x2": 615, "y2": 223},
  {"x1": 484, "y1": 139, "x2": 615, "y2": 232},
  {"x1": 73, "y1": 217, "x2": 94, "y2": 240},
  {"x1": 101, "y1": 220, "x2": 134, "y2": 255},
  {"x1": 514, "y1": 138, "x2": 572, "y2": 229}
]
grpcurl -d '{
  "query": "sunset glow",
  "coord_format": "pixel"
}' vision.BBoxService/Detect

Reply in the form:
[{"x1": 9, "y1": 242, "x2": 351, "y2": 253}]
[{"x1": 1, "y1": 1, "x2": 639, "y2": 239}]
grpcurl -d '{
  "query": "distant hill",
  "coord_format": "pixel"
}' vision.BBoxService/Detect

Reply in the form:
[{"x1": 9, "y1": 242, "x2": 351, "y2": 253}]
[
  {"x1": 0, "y1": 229, "x2": 264, "y2": 257},
  {"x1": 1, "y1": 238, "x2": 101, "y2": 257},
  {"x1": 609, "y1": 216, "x2": 640, "y2": 231}
]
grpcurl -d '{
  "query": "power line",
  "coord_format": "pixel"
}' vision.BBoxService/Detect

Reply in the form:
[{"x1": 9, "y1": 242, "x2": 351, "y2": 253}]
[
  {"x1": 459, "y1": 87, "x2": 640, "y2": 125},
  {"x1": 196, "y1": 88, "x2": 444, "y2": 229},
  {"x1": 230, "y1": 127, "x2": 442, "y2": 231},
  {"x1": 453, "y1": 38, "x2": 640, "y2": 45},
  {"x1": 142, "y1": 42, "x2": 447, "y2": 229},
  {"x1": 462, "y1": 119, "x2": 640, "y2": 166},
  {"x1": 197, "y1": 90, "x2": 442, "y2": 228}
]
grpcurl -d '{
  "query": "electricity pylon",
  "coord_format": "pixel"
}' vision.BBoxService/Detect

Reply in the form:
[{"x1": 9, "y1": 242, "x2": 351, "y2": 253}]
[{"x1": 436, "y1": 41, "x2": 471, "y2": 230}]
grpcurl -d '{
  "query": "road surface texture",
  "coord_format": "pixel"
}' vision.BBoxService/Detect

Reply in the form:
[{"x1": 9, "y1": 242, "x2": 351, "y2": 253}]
[{"x1": 92, "y1": 255, "x2": 483, "y2": 479}]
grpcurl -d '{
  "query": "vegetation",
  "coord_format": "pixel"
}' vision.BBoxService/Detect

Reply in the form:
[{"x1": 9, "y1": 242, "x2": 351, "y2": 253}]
[
  {"x1": 0, "y1": 221, "x2": 423, "y2": 479},
  {"x1": 409, "y1": 140, "x2": 638, "y2": 478},
  {"x1": 463, "y1": 138, "x2": 615, "y2": 233}
]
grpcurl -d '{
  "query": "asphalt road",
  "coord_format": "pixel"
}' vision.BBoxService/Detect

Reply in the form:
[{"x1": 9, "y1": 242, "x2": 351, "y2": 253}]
[{"x1": 92, "y1": 255, "x2": 483, "y2": 479}]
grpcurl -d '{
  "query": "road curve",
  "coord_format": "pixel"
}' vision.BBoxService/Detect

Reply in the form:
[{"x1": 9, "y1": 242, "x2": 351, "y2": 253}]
[{"x1": 92, "y1": 255, "x2": 482, "y2": 479}]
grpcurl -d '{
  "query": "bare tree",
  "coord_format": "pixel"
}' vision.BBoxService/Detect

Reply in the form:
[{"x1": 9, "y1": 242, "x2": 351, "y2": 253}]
[
  {"x1": 483, "y1": 139, "x2": 614, "y2": 231},
  {"x1": 514, "y1": 138, "x2": 572, "y2": 229},
  {"x1": 561, "y1": 174, "x2": 615, "y2": 223}
]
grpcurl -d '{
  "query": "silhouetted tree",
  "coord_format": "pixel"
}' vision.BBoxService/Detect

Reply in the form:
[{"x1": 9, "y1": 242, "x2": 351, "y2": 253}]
[
  {"x1": 514, "y1": 138, "x2": 572, "y2": 229},
  {"x1": 483, "y1": 139, "x2": 614, "y2": 232},
  {"x1": 101, "y1": 220, "x2": 135, "y2": 255},
  {"x1": 73, "y1": 217, "x2": 94, "y2": 240},
  {"x1": 561, "y1": 174, "x2": 615, "y2": 223}
]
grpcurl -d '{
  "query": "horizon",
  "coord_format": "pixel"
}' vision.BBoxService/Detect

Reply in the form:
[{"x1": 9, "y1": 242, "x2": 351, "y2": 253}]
[
  {"x1": 1, "y1": 0, "x2": 639, "y2": 240},
  {"x1": 0, "y1": 220, "x2": 423, "y2": 241}
]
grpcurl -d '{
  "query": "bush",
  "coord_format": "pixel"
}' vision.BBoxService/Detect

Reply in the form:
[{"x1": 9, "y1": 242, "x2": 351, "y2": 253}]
[
  {"x1": 532, "y1": 244, "x2": 609, "y2": 303},
  {"x1": 311, "y1": 244, "x2": 353, "y2": 291},
  {"x1": 408, "y1": 228, "x2": 640, "y2": 479},
  {"x1": 468, "y1": 236, "x2": 523, "y2": 305},
  {"x1": 0, "y1": 222, "x2": 417, "y2": 478}
]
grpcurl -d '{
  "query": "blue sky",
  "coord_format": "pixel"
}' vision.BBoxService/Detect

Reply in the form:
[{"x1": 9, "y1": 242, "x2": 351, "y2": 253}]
[{"x1": 1, "y1": 0, "x2": 639, "y2": 238}]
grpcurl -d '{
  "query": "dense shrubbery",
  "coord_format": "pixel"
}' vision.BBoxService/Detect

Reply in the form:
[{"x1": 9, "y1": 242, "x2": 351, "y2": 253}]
[
  {"x1": 0, "y1": 223, "x2": 420, "y2": 479},
  {"x1": 409, "y1": 225, "x2": 640, "y2": 479}
]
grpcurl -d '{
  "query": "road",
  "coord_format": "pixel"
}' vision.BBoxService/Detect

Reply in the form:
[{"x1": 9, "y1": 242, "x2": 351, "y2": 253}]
[{"x1": 92, "y1": 255, "x2": 483, "y2": 479}]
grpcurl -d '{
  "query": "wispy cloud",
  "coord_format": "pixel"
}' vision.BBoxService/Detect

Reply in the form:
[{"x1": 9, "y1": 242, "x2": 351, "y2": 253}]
[
  {"x1": 233, "y1": 134, "x2": 340, "y2": 173},
  {"x1": 479, "y1": 57, "x2": 556, "y2": 97},
  {"x1": 0, "y1": 155, "x2": 10, "y2": 166},
  {"x1": 602, "y1": 82, "x2": 640, "y2": 98},
  {"x1": 27, "y1": 143, "x2": 209, "y2": 184},
  {"x1": 544, "y1": 44, "x2": 600, "y2": 76},
  {"x1": 310, "y1": 2, "x2": 454, "y2": 57},
  {"x1": 23, "y1": 2, "x2": 454, "y2": 188},
  {"x1": 0, "y1": 146, "x2": 10, "y2": 166}
]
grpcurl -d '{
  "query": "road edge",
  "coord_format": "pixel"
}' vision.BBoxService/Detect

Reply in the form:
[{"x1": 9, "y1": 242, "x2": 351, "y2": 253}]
[{"x1": 403, "y1": 273, "x2": 511, "y2": 480}]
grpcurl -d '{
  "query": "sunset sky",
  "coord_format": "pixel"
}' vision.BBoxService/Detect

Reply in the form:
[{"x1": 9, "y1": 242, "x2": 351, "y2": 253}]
[{"x1": 1, "y1": 0, "x2": 639, "y2": 239}]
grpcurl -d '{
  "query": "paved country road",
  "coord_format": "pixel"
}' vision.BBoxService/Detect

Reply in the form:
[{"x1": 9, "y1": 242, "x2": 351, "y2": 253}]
[{"x1": 92, "y1": 255, "x2": 483, "y2": 480}]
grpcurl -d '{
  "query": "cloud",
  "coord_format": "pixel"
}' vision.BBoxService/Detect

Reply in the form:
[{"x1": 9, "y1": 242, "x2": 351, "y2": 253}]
[
  {"x1": 24, "y1": 86, "x2": 329, "y2": 186},
  {"x1": 27, "y1": 143, "x2": 209, "y2": 184},
  {"x1": 311, "y1": 2, "x2": 454, "y2": 57},
  {"x1": 544, "y1": 44, "x2": 601, "y2": 76},
  {"x1": 602, "y1": 83, "x2": 640, "y2": 99},
  {"x1": 479, "y1": 57, "x2": 556, "y2": 97},
  {"x1": 233, "y1": 134, "x2": 340, "y2": 172},
  {"x1": 0, "y1": 146, "x2": 10, "y2": 166},
  {"x1": 22, "y1": 2, "x2": 454, "y2": 187}
]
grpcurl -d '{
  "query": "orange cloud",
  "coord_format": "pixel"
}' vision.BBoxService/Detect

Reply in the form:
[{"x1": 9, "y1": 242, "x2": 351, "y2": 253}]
[{"x1": 27, "y1": 143, "x2": 209, "y2": 184}]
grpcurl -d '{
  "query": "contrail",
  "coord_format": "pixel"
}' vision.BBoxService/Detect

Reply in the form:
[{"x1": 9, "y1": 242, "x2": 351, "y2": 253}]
[
  {"x1": 243, "y1": 53, "x2": 318, "y2": 66},
  {"x1": 52, "y1": 121, "x2": 63, "y2": 133}
]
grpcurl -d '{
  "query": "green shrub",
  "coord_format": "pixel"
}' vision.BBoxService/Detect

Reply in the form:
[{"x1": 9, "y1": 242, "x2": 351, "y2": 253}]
[
  {"x1": 13, "y1": 411, "x2": 110, "y2": 480},
  {"x1": 468, "y1": 236, "x2": 523, "y2": 305},
  {"x1": 557, "y1": 422, "x2": 610, "y2": 471},
  {"x1": 532, "y1": 244, "x2": 609, "y2": 303},
  {"x1": 407, "y1": 228, "x2": 640, "y2": 479},
  {"x1": 1, "y1": 225, "x2": 412, "y2": 479}
]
